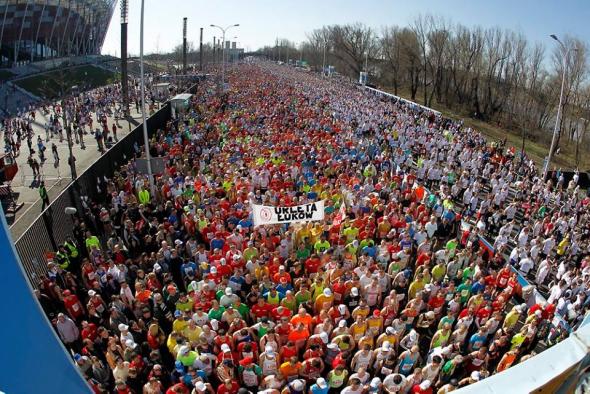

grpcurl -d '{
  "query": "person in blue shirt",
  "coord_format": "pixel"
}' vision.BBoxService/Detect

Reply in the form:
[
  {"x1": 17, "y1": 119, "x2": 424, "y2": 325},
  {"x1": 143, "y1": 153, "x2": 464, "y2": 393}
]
[
  {"x1": 276, "y1": 279, "x2": 293, "y2": 297},
  {"x1": 210, "y1": 234, "x2": 225, "y2": 251},
  {"x1": 180, "y1": 260, "x2": 197, "y2": 284},
  {"x1": 470, "y1": 278, "x2": 486, "y2": 295},
  {"x1": 310, "y1": 377, "x2": 329, "y2": 394},
  {"x1": 468, "y1": 328, "x2": 488, "y2": 351}
]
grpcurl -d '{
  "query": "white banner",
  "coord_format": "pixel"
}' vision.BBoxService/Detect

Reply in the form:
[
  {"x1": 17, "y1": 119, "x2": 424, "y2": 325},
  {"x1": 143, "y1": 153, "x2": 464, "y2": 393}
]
[{"x1": 252, "y1": 201, "x2": 324, "y2": 226}]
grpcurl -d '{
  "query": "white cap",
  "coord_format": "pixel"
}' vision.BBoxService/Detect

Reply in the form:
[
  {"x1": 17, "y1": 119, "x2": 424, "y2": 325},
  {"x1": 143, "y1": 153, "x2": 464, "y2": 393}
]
[
  {"x1": 319, "y1": 332, "x2": 329, "y2": 344},
  {"x1": 178, "y1": 345, "x2": 190, "y2": 356},
  {"x1": 118, "y1": 324, "x2": 128, "y2": 332},
  {"x1": 265, "y1": 345, "x2": 274, "y2": 355},
  {"x1": 338, "y1": 304, "x2": 346, "y2": 314},
  {"x1": 225, "y1": 287, "x2": 233, "y2": 296},
  {"x1": 471, "y1": 371, "x2": 480, "y2": 381},
  {"x1": 419, "y1": 380, "x2": 431, "y2": 390},
  {"x1": 88, "y1": 290, "x2": 96, "y2": 297},
  {"x1": 327, "y1": 343, "x2": 339, "y2": 350},
  {"x1": 210, "y1": 319, "x2": 219, "y2": 330},
  {"x1": 338, "y1": 320, "x2": 347, "y2": 328},
  {"x1": 386, "y1": 327, "x2": 395, "y2": 335},
  {"x1": 323, "y1": 288, "x2": 332, "y2": 297},
  {"x1": 195, "y1": 381, "x2": 206, "y2": 391},
  {"x1": 382, "y1": 341, "x2": 391, "y2": 351},
  {"x1": 220, "y1": 343, "x2": 231, "y2": 353},
  {"x1": 292, "y1": 380, "x2": 304, "y2": 391},
  {"x1": 125, "y1": 339, "x2": 137, "y2": 349},
  {"x1": 370, "y1": 377, "x2": 381, "y2": 388},
  {"x1": 317, "y1": 378, "x2": 328, "y2": 389},
  {"x1": 351, "y1": 287, "x2": 359, "y2": 296},
  {"x1": 210, "y1": 266, "x2": 217, "y2": 274}
]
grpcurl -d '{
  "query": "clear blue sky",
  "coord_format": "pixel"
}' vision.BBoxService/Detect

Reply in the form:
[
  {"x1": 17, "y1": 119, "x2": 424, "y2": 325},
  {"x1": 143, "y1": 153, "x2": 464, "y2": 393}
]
[{"x1": 101, "y1": 0, "x2": 590, "y2": 56}]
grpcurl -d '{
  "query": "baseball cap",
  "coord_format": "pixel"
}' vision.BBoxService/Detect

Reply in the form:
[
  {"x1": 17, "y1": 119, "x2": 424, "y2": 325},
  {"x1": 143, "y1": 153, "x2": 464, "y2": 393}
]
[
  {"x1": 316, "y1": 378, "x2": 328, "y2": 389},
  {"x1": 118, "y1": 324, "x2": 128, "y2": 332},
  {"x1": 351, "y1": 287, "x2": 359, "y2": 296}
]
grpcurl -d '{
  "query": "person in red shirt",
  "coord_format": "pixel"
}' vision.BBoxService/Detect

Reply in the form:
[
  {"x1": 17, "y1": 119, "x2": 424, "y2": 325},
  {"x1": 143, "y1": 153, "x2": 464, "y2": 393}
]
[
  {"x1": 305, "y1": 255, "x2": 322, "y2": 275},
  {"x1": 251, "y1": 298, "x2": 272, "y2": 321},
  {"x1": 273, "y1": 266, "x2": 292, "y2": 284},
  {"x1": 81, "y1": 321, "x2": 97, "y2": 341},
  {"x1": 217, "y1": 379, "x2": 240, "y2": 394},
  {"x1": 412, "y1": 379, "x2": 433, "y2": 394},
  {"x1": 63, "y1": 289, "x2": 84, "y2": 321},
  {"x1": 271, "y1": 306, "x2": 292, "y2": 322}
]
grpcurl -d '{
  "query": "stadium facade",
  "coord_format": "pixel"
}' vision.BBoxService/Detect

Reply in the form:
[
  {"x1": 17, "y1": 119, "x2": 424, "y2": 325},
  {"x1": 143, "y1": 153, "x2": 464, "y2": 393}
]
[{"x1": 0, "y1": 0, "x2": 116, "y2": 67}]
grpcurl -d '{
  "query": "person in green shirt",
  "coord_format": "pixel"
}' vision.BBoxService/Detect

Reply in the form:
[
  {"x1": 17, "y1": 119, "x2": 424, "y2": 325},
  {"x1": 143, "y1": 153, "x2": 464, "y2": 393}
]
[
  {"x1": 295, "y1": 285, "x2": 312, "y2": 307},
  {"x1": 296, "y1": 244, "x2": 311, "y2": 261},
  {"x1": 233, "y1": 300, "x2": 250, "y2": 320},
  {"x1": 243, "y1": 243, "x2": 259, "y2": 262},
  {"x1": 457, "y1": 279, "x2": 472, "y2": 304},
  {"x1": 314, "y1": 236, "x2": 331, "y2": 254},
  {"x1": 208, "y1": 301, "x2": 225, "y2": 321},
  {"x1": 343, "y1": 226, "x2": 359, "y2": 242},
  {"x1": 85, "y1": 231, "x2": 101, "y2": 253}
]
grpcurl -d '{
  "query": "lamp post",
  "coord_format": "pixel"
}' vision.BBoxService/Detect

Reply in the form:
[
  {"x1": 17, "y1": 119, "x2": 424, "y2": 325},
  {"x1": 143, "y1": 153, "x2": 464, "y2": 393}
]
[
  {"x1": 209, "y1": 23, "x2": 239, "y2": 88},
  {"x1": 140, "y1": 0, "x2": 154, "y2": 196},
  {"x1": 322, "y1": 40, "x2": 327, "y2": 76},
  {"x1": 544, "y1": 34, "x2": 577, "y2": 180}
]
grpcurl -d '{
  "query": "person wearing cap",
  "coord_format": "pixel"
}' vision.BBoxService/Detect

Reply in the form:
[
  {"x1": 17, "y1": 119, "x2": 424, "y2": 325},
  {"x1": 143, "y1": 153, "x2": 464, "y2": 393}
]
[
  {"x1": 310, "y1": 377, "x2": 329, "y2": 394},
  {"x1": 176, "y1": 344, "x2": 198, "y2": 367},
  {"x1": 411, "y1": 378, "x2": 433, "y2": 394},
  {"x1": 237, "y1": 356, "x2": 263, "y2": 390},
  {"x1": 220, "y1": 287, "x2": 240, "y2": 308},
  {"x1": 259, "y1": 344, "x2": 280, "y2": 376}
]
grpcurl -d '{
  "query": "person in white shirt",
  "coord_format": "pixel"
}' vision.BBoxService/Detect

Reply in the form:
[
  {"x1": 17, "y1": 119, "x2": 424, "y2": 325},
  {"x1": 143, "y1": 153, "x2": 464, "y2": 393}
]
[{"x1": 535, "y1": 259, "x2": 551, "y2": 285}]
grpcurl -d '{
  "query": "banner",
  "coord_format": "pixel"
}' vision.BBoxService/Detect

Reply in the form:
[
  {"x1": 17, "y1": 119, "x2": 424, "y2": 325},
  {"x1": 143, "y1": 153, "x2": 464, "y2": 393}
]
[{"x1": 252, "y1": 201, "x2": 324, "y2": 226}]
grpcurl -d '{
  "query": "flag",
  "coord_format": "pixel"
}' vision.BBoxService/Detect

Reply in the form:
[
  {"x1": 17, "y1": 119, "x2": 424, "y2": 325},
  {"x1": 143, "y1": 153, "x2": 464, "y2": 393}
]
[{"x1": 333, "y1": 201, "x2": 346, "y2": 227}]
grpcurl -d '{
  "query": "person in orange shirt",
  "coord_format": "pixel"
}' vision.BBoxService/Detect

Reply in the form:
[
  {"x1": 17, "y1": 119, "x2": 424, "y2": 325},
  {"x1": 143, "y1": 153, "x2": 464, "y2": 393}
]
[
  {"x1": 288, "y1": 323, "x2": 310, "y2": 351},
  {"x1": 290, "y1": 308, "x2": 313, "y2": 331},
  {"x1": 273, "y1": 265, "x2": 292, "y2": 284},
  {"x1": 495, "y1": 349, "x2": 519, "y2": 373},
  {"x1": 279, "y1": 356, "x2": 302, "y2": 381}
]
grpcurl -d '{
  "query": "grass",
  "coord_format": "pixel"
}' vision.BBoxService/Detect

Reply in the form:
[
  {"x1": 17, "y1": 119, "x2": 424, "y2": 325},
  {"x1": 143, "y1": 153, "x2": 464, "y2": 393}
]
[
  {"x1": 14, "y1": 65, "x2": 117, "y2": 100},
  {"x1": 0, "y1": 69, "x2": 14, "y2": 82},
  {"x1": 383, "y1": 86, "x2": 588, "y2": 171}
]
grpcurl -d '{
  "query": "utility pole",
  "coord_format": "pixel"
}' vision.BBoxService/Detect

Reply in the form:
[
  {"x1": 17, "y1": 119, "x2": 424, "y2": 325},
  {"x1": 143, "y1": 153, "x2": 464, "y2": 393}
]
[
  {"x1": 182, "y1": 17, "x2": 187, "y2": 74},
  {"x1": 199, "y1": 27, "x2": 203, "y2": 71},
  {"x1": 120, "y1": 0, "x2": 129, "y2": 116}
]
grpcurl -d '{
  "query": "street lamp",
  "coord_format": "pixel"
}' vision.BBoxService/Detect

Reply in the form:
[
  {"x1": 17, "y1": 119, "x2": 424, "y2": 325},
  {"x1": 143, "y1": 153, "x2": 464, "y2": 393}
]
[
  {"x1": 322, "y1": 40, "x2": 327, "y2": 76},
  {"x1": 544, "y1": 34, "x2": 577, "y2": 180},
  {"x1": 139, "y1": 0, "x2": 155, "y2": 195},
  {"x1": 210, "y1": 23, "x2": 239, "y2": 88}
]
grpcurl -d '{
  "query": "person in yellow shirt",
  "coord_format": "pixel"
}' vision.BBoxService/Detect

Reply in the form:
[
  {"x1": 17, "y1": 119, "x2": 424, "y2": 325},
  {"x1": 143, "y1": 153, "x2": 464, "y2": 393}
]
[
  {"x1": 310, "y1": 277, "x2": 326, "y2": 302},
  {"x1": 350, "y1": 315, "x2": 368, "y2": 341},
  {"x1": 314, "y1": 288, "x2": 334, "y2": 313},
  {"x1": 172, "y1": 311, "x2": 189, "y2": 333},
  {"x1": 183, "y1": 319, "x2": 203, "y2": 344},
  {"x1": 408, "y1": 274, "x2": 426, "y2": 299},
  {"x1": 557, "y1": 236, "x2": 569, "y2": 256},
  {"x1": 366, "y1": 310, "x2": 384, "y2": 335},
  {"x1": 503, "y1": 305, "x2": 524, "y2": 331},
  {"x1": 351, "y1": 300, "x2": 371, "y2": 320}
]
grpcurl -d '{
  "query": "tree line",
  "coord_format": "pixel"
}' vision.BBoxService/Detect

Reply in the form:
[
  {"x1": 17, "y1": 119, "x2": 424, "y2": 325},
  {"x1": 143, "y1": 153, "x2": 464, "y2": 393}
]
[{"x1": 258, "y1": 16, "x2": 590, "y2": 168}]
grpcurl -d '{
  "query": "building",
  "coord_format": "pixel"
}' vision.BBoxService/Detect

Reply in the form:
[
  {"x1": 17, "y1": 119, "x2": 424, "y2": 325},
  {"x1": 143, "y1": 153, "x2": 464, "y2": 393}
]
[{"x1": 0, "y1": 0, "x2": 116, "y2": 67}]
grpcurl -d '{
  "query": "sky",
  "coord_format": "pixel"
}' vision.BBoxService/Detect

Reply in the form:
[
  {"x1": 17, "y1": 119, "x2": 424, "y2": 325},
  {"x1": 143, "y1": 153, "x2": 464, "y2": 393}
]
[{"x1": 101, "y1": 0, "x2": 590, "y2": 57}]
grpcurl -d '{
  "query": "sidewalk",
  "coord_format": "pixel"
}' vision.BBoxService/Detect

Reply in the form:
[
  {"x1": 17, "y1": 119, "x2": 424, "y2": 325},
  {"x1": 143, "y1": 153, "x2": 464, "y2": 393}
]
[{"x1": 8, "y1": 106, "x2": 144, "y2": 239}]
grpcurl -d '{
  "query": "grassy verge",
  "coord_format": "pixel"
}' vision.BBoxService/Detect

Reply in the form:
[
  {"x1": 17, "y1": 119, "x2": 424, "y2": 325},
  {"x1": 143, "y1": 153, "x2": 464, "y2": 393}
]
[{"x1": 14, "y1": 65, "x2": 117, "y2": 100}]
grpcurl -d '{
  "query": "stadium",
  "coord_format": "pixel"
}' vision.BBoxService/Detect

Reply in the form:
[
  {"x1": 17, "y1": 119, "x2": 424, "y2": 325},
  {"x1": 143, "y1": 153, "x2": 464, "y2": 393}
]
[
  {"x1": 1, "y1": 2, "x2": 590, "y2": 394},
  {"x1": 0, "y1": 0, "x2": 115, "y2": 66}
]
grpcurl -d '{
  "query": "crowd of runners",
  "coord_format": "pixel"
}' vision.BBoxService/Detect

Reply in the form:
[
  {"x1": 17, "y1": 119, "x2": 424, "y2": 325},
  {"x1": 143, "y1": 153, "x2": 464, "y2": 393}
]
[{"x1": 35, "y1": 61, "x2": 590, "y2": 394}]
